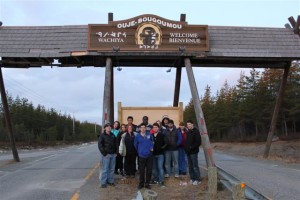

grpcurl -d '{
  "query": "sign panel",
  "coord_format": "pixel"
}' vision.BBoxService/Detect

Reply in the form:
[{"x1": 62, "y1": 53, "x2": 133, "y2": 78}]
[{"x1": 88, "y1": 14, "x2": 209, "y2": 52}]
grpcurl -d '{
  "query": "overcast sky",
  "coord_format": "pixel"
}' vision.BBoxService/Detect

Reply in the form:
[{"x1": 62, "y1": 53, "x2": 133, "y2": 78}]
[{"x1": 0, "y1": 0, "x2": 299, "y2": 124}]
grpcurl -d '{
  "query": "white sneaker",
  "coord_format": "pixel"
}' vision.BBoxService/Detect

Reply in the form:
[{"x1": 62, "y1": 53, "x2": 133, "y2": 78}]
[
  {"x1": 192, "y1": 181, "x2": 201, "y2": 185},
  {"x1": 175, "y1": 174, "x2": 179, "y2": 178},
  {"x1": 164, "y1": 174, "x2": 169, "y2": 178}
]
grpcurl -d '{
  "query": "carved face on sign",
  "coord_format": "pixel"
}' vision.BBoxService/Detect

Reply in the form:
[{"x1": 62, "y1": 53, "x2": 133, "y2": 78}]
[{"x1": 136, "y1": 23, "x2": 162, "y2": 46}]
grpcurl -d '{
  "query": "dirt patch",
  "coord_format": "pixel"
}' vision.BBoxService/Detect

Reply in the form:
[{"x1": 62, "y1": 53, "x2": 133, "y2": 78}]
[
  {"x1": 212, "y1": 140, "x2": 300, "y2": 163},
  {"x1": 98, "y1": 175, "x2": 231, "y2": 200}
]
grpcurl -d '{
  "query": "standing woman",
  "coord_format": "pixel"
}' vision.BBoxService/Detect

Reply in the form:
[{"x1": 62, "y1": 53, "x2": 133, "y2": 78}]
[
  {"x1": 178, "y1": 122, "x2": 188, "y2": 175},
  {"x1": 121, "y1": 124, "x2": 137, "y2": 178},
  {"x1": 111, "y1": 121, "x2": 121, "y2": 174},
  {"x1": 116, "y1": 124, "x2": 126, "y2": 176}
]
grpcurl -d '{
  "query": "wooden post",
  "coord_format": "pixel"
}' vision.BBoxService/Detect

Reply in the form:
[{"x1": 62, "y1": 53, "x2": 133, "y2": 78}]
[
  {"x1": 144, "y1": 190, "x2": 157, "y2": 200},
  {"x1": 110, "y1": 65, "x2": 114, "y2": 124},
  {"x1": 173, "y1": 66, "x2": 182, "y2": 107},
  {"x1": 102, "y1": 57, "x2": 112, "y2": 128},
  {"x1": 264, "y1": 65, "x2": 290, "y2": 158},
  {"x1": 208, "y1": 167, "x2": 217, "y2": 200},
  {"x1": 185, "y1": 58, "x2": 215, "y2": 167},
  {"x1": 108, "y1": 13, "x2": 113, "y2": 23},
  {"x1": 118, "y1": 102, "x2": 122, "y2": 124},
  {"x1": 180, "y1": 14, "x2": 186, "y2": 22},
  {"x1": 232, "y1": 182, "x2": 246, "y2": 200},
  {"x1": 0, "y1": 67, "x2": 20, "y2": 162}
]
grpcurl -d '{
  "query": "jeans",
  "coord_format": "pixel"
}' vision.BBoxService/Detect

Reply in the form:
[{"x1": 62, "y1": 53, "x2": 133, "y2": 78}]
[
  {"x1": 187, "y1": 153, "x2": 201, "y2": 181},
  {"x1": 164, "y1": 150, "x2": 179, "y2": 175},
  {"x1": 178, "y1": 147, "x2": 187, "y2": 173},
  {"x1": 100, "y1": 154, "x2": 116, "y2": 185},
  {"x1": 139, "y1": 156, "x2": 153, "y2": 186},
  {"x1": 152, "y1": 154, "x2": 164, "y2": 182}
]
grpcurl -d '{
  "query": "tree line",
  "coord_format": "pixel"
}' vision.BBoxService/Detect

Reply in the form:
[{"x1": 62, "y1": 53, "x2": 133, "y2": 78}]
[
  {"x1": 0, "y1": 95, "x2": 100, "y2": 145},
  {"x1": 184, "y1": 66, "x2": 300, "y2": 142}
]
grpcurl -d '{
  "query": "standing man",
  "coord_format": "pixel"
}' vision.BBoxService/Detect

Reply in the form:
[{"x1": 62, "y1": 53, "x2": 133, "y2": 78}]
[
  {"x1": 98, "y1": 123, "x2": 118, "y2": 188},
  {"x1": 141, "y1": 116, "x2": 153, "y2": 133},
  {"x1": 127, "y1": 116, "x2": 138, "y2": 133},
  {"x1": 151, "y1": 123, "x2": 167, "y2": 187},
  {"x1": 185, "y1": 120, "x2": 202, "y2": 185},
  {"x1": 164, "y1": 119, "x2": 182, "y2": 178},
  {"x1": 134, "y1": 123, "x2": 154, "y2": 189}
]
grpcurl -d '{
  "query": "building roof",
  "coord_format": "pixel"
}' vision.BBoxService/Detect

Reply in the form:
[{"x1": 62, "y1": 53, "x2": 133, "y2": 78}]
[{"x1": 0, "y1": 25, "x2": 299, "y2": 68}]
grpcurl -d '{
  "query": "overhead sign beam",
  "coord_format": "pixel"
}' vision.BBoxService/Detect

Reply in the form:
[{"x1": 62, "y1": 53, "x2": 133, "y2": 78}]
[{"x1": 88, "y1": 14, "x2": 209, "y2": 52}]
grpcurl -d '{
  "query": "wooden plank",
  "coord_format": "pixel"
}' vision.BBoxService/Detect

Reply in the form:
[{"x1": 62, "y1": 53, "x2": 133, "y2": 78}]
[
  {"x1": 185, "y1": 58, "x2": 215, "y2": 167},
  {"x1": 288, "y1": 16, "x2": 296, "y2": 28},
  {"x1": 173, "y1": 66, "x2": 182, "y2": 107},
  {"x1": 264, "y1": 65, "x2": 290, "y2": 158},
  {"x1": 102, "y1": 57, "x2": 112, "y2": 127}
]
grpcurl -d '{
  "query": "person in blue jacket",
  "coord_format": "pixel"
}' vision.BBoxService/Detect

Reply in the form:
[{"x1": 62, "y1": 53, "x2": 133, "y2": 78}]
[{"x1": 134, "y1": 123, "x2": 154, "y2": 189}]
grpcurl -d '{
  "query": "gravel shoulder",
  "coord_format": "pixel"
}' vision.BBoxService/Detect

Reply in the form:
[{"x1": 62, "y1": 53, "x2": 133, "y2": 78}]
[{"x1": 212, "y1": 140, "x2": 300, "y2": 164}]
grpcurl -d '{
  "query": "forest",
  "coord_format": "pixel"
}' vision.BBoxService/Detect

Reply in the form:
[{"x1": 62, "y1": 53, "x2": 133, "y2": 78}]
[
  {"x1": 184, "y1": 66, "x2": 300, "y2": 142},
  {"x1": 0, "y1": 94, "x2": 99, "y2": 145}
]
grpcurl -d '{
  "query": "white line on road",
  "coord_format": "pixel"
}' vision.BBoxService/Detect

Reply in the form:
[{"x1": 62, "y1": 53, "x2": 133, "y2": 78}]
[{"x1": 34, "y1": 155, "x2": 55, "y2": 162}]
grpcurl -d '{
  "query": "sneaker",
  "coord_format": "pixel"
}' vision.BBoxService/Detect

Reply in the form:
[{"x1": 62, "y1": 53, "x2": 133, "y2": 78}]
[
  {"x1": 175, "y1": 174, "x2": 179, "y2": 178},
  {"x1": 192, "y1": 181, "x2": 201, "y2": 185},
  {"x1": 145, "y1": 184, "x2": 151, "y2": 189},
  {"x1": 159, "y1": 182, "x2": 165, "y2": 187},
  {"x1": 164, "y1": 174, "x2": 169, "y2": 178},
  {"x1": 108, "y1": 183, "x2": 115, "y2": 186},
  {"x1": 150, "y1": 180, "x2": 158, "y2": 185},
  {"x1": 101, "y1": 184, "x2": 107, "y2": 188}
]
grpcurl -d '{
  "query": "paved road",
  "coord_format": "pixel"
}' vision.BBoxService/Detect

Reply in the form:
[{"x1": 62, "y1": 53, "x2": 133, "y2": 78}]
[
  {"x1": 199, "y1": 151, "x2": 300, "y2": 200},
  {"x1": 1, "y1": 144, "x2": 299, "y2": 200},
  {"x1": 0, "y1": 143, "x2": 100, "y2": 200}
]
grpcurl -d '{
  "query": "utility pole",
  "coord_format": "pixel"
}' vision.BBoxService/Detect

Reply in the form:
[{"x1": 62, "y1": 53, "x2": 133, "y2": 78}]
[
  {"x1": 0, "y1": 67, "x2": 20, "y2": 162},
  {"x1": 72, "y1": 112, "x2": 75, "y2": 139}
]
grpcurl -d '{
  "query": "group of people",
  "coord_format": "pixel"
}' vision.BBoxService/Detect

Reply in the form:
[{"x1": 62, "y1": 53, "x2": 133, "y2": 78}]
[{"x1": 97, "y1": 115, "x2": 202, "y2": 189}]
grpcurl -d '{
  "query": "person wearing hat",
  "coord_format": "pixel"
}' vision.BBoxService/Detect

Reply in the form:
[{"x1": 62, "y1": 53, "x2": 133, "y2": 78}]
[{"x1": 98, "y1": 123, "x2": 118, "y2": 188}]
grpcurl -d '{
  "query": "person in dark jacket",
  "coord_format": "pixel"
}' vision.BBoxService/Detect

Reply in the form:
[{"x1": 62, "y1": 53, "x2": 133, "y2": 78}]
[
  {"x1": 134, "y1": 123, "x2": 154, "y2": 189},
  {"x1": 127, "y1": 116, "x2": 138, "y2": 133},
  {"x1": 178, "y1": 122, "x2": 188, "y2": 175},
  {"x1": 151, "y1": 123, "x2": 167, "y2": 186},
  {"x1": 164, "y1": 119, "x2": 182, "y2": 178},
  {"x1": 123, "y1": 124, "x2": 137, "y2": 177},
  {"x1": 98, "y1": 123, "x2": 118, "y2": 188},
  {"x1": 185, "y1": 120, "x2": 202, "y2": 185}
]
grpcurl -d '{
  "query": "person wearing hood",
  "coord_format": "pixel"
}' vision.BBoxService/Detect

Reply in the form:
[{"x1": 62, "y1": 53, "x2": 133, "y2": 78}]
[{"x1": 163, "y1": 119, "x2": 182, "y2": 178}]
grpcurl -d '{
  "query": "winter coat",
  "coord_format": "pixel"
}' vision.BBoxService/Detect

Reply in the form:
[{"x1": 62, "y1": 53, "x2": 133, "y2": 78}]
[
  {"x1": 185, "y1": 128, "x2": 201, "y2": 155},
  {"x1": 134, "y1": 132, "x2": 153, "y2": 158},
  {"x1": 164, "y1": 127, "x2": 182, "y2": 151},
  {"x1": 152, "y1": 132, "x2": 167, "y2": 155},
  {"x1": 119, "y1": 131, "x2": 137, "y2": 156},
  {"x1": 98, "y1": 132, "x2": 118, "y2": 156}
]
